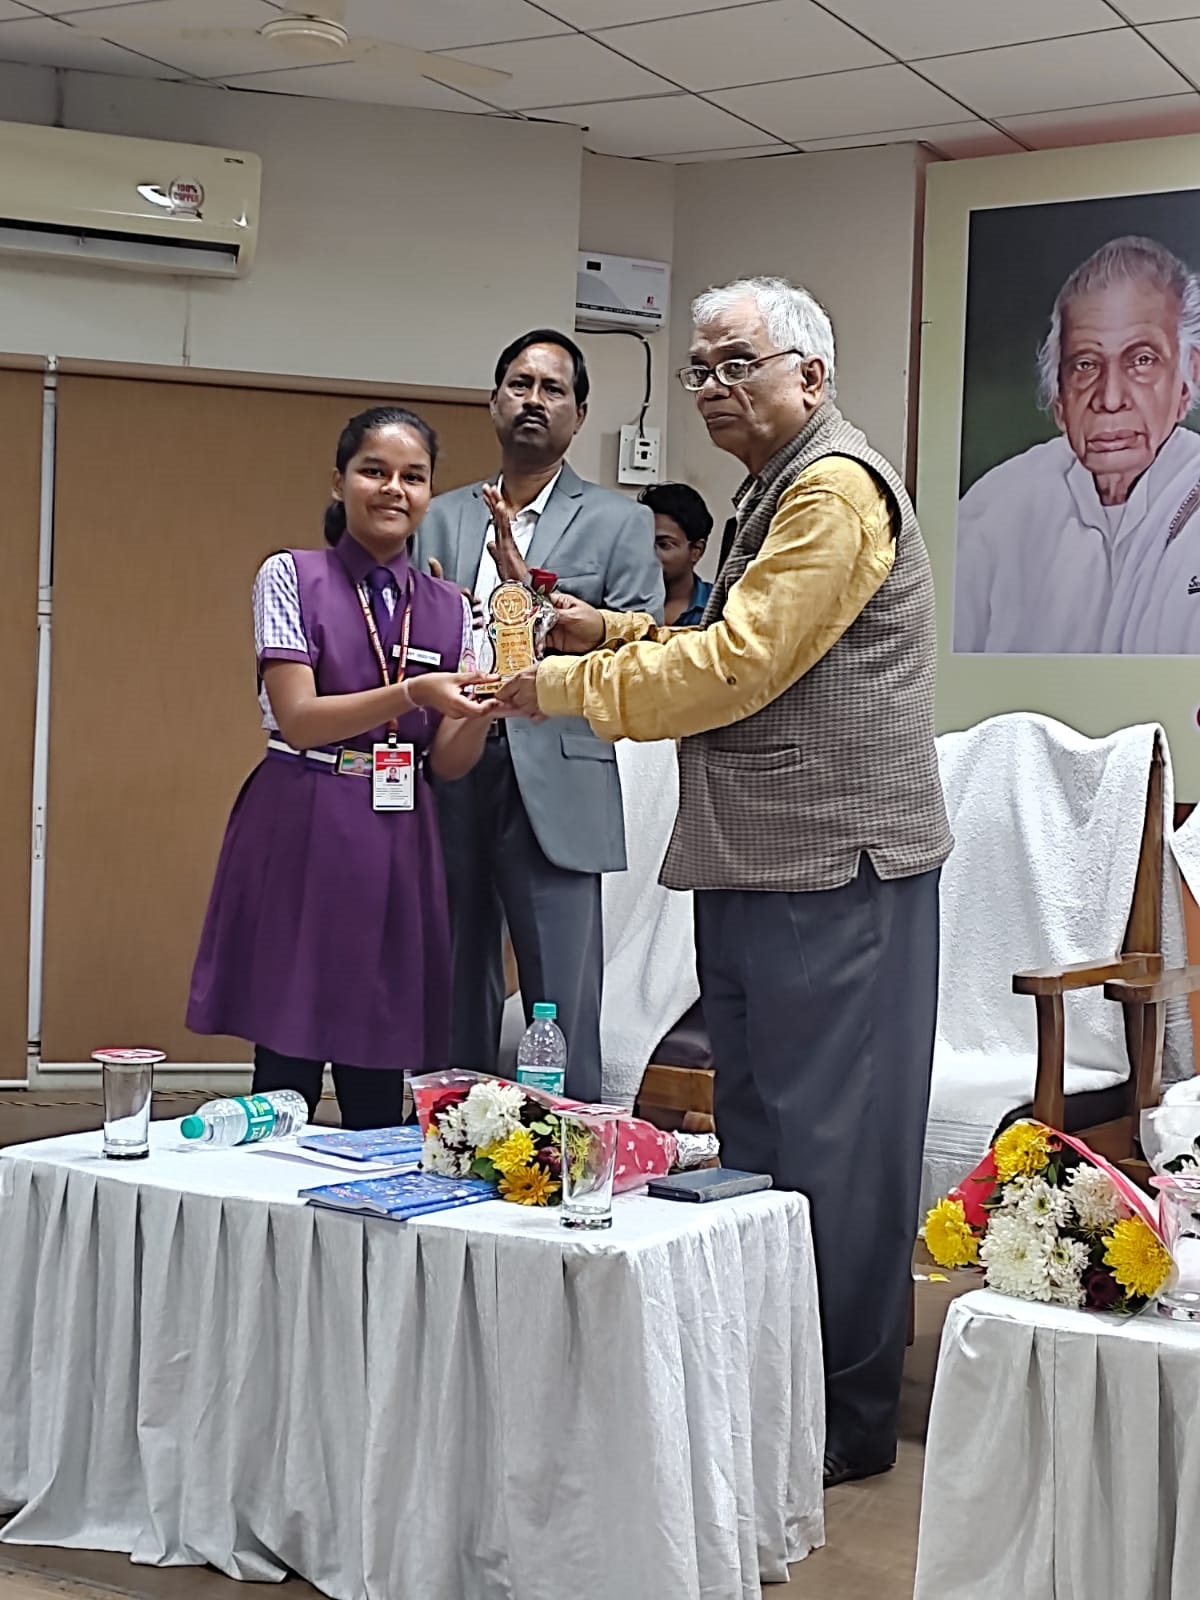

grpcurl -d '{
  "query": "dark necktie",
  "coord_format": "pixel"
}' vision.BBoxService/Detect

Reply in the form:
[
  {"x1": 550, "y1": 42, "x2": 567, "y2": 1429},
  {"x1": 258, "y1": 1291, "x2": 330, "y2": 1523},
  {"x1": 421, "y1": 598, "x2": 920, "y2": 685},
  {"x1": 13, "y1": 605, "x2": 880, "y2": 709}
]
[{"x1": 366, "y1": 567, "x2": 393, "y2": 654}]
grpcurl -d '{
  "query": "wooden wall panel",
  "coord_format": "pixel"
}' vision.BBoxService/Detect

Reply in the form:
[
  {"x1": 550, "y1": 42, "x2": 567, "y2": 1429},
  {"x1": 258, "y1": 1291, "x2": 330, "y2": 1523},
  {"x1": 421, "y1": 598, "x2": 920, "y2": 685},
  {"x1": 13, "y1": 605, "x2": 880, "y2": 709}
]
[
  {"x1": 41, "y1": 379, "x2": 495, "y2": 1061},
  {"x1": 0, "y1": 370, "x2": 41, "y2": 1077}
]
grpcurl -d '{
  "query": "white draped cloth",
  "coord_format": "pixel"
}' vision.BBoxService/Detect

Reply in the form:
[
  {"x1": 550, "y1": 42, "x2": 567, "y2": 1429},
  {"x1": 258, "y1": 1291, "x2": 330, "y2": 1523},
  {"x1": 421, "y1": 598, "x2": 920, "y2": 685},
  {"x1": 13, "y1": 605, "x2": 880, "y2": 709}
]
[
  {"x1": 0, "y1": 1127, "x2": 824, "y2": 1600},
  {"x1": 923, "y1": 714, "x2": 1191, "y2": 1215},
  {"x1": 915, "y1": 1290, "x2": 1200, "y2": 1599},
  {"x1": 601, "y1": 740, "x2": 699, "y2": 1106}
]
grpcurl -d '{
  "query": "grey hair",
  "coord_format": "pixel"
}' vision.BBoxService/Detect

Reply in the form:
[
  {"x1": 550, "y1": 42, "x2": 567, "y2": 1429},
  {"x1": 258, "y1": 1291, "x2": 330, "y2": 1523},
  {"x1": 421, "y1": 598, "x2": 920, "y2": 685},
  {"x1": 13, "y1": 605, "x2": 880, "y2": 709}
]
[
  {"x1": 1035, "y1": 235, "x2": 1200, "y2": 412},
  {"x1": 692, "y1": 275, "x2": 837, "y2": 397}
]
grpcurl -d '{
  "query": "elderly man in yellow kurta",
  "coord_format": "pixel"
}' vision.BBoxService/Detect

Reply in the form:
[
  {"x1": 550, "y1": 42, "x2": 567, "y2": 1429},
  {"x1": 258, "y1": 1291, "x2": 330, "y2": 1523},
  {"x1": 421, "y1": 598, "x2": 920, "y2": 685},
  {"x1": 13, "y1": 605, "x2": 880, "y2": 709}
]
[{"x1": 499, "y1": 276, "x2": 952, "y2": 1491}]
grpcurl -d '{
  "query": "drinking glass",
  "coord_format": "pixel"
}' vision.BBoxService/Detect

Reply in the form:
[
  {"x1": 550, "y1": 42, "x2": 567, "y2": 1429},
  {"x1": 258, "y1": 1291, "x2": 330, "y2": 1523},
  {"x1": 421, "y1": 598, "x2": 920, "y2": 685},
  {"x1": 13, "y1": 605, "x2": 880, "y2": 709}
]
[
  {"x1": 1153, "y1": 1174, "x2": 1200, "y2": 1321},
  {"x1": 559, "y1": 1108, "x2": 622, "y2": 1230},
  {"x1": 93, "y1": 1048, "x2": 164, "y2": 1160}
]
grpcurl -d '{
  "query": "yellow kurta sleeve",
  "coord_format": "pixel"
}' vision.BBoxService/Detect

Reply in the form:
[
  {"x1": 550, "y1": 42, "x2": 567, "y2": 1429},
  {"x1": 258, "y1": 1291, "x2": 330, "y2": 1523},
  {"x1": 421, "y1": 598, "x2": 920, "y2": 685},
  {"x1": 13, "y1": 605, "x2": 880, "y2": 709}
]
[{"x1": 535, "y1": 456, "x2": 896, "y2": 742}]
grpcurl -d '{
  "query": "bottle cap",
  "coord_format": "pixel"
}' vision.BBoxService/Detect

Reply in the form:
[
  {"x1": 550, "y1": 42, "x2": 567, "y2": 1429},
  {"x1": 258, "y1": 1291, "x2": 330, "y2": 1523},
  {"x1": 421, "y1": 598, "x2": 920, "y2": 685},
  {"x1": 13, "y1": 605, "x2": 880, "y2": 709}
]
[
  {"x1": 532, "y1": 1002, "x2": 557, "y2": 1021},
  {"x1": 180, "y1": 1116, "x2": 204, "y2": 1140}
]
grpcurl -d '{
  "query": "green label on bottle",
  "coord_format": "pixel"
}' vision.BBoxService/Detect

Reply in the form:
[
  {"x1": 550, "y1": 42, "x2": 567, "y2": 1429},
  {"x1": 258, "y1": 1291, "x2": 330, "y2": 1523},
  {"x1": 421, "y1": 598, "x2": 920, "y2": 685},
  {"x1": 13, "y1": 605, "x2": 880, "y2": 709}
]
[
  {"x1": 234, "y1": 1095, "x2": 277, "y2": 1144},
  {"x1": 516, "y1": 1067, "x2": 565, "y2": 1095}
]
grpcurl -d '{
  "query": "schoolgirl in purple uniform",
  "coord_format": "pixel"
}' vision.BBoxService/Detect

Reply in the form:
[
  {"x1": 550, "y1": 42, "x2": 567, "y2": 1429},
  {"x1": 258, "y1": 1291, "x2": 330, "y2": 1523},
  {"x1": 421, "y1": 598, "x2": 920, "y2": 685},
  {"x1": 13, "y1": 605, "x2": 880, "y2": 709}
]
[{"x1": 188, "y1": 406, "x2": 498, "y2": 1128}]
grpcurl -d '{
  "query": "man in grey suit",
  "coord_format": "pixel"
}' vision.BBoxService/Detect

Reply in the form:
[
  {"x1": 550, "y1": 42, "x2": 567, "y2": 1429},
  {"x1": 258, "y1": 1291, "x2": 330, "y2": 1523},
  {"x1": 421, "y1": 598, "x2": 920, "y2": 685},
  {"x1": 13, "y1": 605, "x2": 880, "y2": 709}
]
[{"x1": 416, "y1": 329, "x2": 663, "y2": 1099}]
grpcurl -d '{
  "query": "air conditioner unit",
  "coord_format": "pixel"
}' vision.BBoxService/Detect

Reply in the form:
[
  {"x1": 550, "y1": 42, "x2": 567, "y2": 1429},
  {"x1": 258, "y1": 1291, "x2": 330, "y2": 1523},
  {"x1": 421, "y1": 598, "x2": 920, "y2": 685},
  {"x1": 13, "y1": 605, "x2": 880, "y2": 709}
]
[
  {"x1": 0, "y1": 120, "x2": 261, "y2": 278},
  {"x1": 575, "y1": 252, "x2": 669, "y2": 332}
]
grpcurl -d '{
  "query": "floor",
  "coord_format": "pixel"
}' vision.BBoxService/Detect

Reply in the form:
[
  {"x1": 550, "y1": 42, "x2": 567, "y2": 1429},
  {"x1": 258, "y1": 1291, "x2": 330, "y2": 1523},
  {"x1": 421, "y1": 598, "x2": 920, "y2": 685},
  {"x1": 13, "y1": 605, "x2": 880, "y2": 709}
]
[{"x1": 0, "y1": 1089, "x2": 965, "y2": 1600}]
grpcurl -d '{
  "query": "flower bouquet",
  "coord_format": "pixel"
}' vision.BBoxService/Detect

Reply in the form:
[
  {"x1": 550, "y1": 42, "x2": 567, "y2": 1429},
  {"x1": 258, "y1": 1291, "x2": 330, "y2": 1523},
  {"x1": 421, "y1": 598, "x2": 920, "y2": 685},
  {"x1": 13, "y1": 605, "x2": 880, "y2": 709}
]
[
  {"x1": 925, "y1": 1120, "x2": 1172, "y2": 1313},
  {"x1": 410, "y1": 1069, "x2": 717, "y2": 1208}
]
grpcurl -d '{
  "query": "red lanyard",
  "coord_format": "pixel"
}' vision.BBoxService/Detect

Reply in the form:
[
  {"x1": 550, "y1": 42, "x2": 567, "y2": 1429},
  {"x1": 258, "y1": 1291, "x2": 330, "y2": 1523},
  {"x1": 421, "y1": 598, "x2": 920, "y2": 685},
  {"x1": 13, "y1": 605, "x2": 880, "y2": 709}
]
[{"x1": 356, "y1": 576, "x2": 414, "y2": 741}]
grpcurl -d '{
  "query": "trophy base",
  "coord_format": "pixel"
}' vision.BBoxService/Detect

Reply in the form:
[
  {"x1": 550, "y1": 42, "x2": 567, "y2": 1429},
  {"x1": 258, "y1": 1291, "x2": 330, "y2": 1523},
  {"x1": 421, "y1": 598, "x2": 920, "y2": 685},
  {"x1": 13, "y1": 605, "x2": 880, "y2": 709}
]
[{"x1": 466, "y1": 679, "x2": 504, "y2": 701}]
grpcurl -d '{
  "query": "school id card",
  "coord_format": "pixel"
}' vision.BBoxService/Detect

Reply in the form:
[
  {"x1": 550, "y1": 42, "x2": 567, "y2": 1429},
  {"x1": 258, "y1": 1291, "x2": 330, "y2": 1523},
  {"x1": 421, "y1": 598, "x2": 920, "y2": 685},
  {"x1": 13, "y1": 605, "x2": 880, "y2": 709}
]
[{"x1": 372, "y1": 743, "x2": 415, "y2": 811}]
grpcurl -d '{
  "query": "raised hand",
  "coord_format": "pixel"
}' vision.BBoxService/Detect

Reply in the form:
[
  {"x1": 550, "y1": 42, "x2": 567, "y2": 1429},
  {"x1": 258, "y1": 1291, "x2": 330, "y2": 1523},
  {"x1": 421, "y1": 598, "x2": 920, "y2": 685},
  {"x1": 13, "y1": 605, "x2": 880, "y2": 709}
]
[{"x1": 482, "y1": 482, "x2": 531, "y2": 585}]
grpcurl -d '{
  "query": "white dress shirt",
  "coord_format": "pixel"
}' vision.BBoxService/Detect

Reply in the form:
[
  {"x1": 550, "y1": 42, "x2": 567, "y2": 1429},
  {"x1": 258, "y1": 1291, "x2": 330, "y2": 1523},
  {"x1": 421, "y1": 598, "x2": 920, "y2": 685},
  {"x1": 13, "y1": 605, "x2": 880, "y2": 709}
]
[{"x1": 954, "y1": 427, "x2": 1200, "y2": 655}]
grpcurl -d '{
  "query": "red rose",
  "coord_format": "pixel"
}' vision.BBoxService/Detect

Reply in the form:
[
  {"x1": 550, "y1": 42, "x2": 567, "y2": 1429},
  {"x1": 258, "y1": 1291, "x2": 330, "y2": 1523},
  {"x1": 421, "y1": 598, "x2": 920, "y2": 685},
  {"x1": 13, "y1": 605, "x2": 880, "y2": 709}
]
[
  {"x1": 529, "y1": 568, "x2": 557, "y2": 594},
  {"x1": 1083, "y1": 1267, "x2": 1121, "y2": 1310}
]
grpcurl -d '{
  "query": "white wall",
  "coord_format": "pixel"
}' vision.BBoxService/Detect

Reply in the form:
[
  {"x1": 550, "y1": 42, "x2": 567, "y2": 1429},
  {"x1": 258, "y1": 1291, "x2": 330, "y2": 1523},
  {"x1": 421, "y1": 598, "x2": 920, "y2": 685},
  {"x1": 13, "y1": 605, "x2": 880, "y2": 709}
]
[
  {"x1": 0, "y1": 63, "x2": 581, "y2": 395},
  {"x1": 668, "y1": 144, "x2": 928, "y2": 565},
  {"x1": 0, "y1": 62, "x2": 926, "y2": 507},
  {"x1": 572, "y1": 153, "x2": 675, "y2": 494}
]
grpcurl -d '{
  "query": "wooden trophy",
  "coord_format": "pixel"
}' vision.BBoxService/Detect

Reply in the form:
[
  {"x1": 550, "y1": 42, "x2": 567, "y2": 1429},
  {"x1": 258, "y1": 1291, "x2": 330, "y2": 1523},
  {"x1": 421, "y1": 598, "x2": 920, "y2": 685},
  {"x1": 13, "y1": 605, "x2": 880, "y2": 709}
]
[{"x1": 472, "y1": 581, "x2": 541, "y2": 700}]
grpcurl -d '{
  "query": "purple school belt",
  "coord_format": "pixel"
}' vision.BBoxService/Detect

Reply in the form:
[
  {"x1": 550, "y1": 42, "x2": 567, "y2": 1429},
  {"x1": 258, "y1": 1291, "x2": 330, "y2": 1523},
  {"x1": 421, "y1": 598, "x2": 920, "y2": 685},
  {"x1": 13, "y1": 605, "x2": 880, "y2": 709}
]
[{"x1": 265, "y1": 737, "x2": 425, "y2": 779}]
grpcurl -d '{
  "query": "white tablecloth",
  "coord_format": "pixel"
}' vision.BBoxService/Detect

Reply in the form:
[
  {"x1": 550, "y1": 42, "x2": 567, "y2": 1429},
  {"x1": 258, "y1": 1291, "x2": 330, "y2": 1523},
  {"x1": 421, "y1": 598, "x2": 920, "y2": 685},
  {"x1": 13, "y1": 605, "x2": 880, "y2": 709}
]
[
  {"x1": 0, "y1": 1126, "x2": 824, "y2": 1600},
  {"x1": 915, "y1": 1288, "x2": 1200, "y2": 1600}
]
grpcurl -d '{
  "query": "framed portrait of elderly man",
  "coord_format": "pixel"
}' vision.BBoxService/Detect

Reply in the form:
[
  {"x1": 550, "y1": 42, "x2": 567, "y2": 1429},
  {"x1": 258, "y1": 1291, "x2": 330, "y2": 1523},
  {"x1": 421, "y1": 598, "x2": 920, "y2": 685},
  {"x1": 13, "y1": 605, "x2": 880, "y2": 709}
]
[
  {"x1": 920, "y1": 136, "x2": 1200, "y2": 793},
  {"x1": 955, "y1": 195, "x2": 1200, "y2": 658}
]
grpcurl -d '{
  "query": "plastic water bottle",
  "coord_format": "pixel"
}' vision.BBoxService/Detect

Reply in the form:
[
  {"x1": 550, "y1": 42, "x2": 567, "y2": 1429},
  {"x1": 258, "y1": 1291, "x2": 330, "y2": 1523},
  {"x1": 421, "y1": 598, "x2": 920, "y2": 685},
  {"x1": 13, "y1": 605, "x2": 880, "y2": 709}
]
[
  {"x1": 515, "y1": 1002, "x2": 568, "y2": 1096},
  {"x1": 180, "y1": 1089, "x2": 308, "y2": 1148}
]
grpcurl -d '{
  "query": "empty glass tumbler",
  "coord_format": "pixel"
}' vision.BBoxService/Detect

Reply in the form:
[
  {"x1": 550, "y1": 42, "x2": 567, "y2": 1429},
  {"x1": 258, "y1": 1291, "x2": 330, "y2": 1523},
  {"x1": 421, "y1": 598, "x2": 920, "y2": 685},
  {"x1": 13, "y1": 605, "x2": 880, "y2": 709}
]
[
  {"x1": 1154, "y1": 1174, "x2": 1200, "y2": 1322},
  {"x1": 93, "y1": 1048, "x2": 164, "y2": 1159},
  {"x1": 559, "y1": 1107, "x2": 623, "y2": 1230}
]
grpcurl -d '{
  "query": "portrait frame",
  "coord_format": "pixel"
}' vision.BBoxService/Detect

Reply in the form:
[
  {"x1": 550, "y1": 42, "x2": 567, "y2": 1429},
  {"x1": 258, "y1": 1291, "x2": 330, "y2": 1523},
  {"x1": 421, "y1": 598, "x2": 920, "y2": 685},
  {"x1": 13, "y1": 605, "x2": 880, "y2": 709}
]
[{"x1": 918, "y1": 132, "x2": 1200, "y2": 795}]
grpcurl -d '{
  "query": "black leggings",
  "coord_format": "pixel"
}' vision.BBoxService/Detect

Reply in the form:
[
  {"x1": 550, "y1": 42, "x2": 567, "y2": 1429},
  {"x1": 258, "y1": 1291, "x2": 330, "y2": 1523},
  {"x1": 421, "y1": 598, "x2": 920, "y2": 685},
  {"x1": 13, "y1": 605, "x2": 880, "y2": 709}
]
[{"x1": 252, "y1": 1046, "x2": 409, "y2": 1131}]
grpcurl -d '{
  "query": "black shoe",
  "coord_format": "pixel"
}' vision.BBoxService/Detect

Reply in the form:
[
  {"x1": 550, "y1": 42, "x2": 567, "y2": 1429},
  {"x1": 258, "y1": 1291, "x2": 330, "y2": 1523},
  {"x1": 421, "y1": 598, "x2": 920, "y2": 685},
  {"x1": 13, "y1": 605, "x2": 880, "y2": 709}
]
[{"x1": 823, "y1": 1453, "x2": 893, "y2": 1489}]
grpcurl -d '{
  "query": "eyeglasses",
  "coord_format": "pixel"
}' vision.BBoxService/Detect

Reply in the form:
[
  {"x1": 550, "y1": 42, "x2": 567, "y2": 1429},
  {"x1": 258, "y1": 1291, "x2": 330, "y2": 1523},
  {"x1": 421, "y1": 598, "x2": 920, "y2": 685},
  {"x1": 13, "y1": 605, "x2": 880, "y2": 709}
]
[{"x1": 677, "y1": 349, "x2": 803, "y2": 392}]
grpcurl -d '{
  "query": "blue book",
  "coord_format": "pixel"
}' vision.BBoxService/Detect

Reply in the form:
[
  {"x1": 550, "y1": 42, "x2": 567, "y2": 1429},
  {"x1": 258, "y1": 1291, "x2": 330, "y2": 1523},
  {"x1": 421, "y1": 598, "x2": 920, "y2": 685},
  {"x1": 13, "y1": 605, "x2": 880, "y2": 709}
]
[
  {"x1": 299, "y1": 1172, "x2": 496, "y2": 1221},
  {"x1": 298, "y1": 1125, "x2": 426, "y2": 1163}
]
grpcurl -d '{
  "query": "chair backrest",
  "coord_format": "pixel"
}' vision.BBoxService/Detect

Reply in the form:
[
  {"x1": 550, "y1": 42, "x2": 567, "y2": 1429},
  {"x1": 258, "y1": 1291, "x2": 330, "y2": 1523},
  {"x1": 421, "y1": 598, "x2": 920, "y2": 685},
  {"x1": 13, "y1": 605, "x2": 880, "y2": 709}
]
[{"x1": 935, "y1": 714, "x2": 1164, "y2": 1082}]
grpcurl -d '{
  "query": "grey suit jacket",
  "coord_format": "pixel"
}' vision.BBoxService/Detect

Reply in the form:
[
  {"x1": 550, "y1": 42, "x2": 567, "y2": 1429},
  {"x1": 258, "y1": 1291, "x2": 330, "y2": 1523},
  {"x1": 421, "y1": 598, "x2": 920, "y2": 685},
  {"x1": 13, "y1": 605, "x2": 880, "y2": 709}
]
[{"x1": 416, "y1": 462, "x2": 663, "y2": 873}]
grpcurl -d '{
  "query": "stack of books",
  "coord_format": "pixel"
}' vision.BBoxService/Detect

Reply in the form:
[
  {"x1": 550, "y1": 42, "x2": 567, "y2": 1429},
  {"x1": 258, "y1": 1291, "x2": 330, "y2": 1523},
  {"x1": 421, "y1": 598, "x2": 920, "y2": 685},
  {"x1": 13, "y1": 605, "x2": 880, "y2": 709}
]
[{"x1": 300, "y1": 1170, "x2": 496, "y2": 1221}]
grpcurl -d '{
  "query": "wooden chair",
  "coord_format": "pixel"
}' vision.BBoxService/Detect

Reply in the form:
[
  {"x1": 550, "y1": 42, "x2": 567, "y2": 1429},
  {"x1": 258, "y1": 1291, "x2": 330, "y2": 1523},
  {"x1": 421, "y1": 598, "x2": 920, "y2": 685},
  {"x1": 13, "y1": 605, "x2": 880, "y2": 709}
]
[
  {"x1": 1012, "y1": 734, "x2": 1200, "y2": 1188},
  {"x1": 635, "y1": 1065, "x2": 715, "y2": 1135}
]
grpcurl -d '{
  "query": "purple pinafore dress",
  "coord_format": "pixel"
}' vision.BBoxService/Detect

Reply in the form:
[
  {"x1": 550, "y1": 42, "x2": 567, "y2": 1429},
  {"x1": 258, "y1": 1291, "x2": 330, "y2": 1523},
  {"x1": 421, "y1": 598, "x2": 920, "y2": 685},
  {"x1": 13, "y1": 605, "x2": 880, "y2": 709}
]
[{"x1": 187, "y1": 543, "x2": 466, "y2": 1071}]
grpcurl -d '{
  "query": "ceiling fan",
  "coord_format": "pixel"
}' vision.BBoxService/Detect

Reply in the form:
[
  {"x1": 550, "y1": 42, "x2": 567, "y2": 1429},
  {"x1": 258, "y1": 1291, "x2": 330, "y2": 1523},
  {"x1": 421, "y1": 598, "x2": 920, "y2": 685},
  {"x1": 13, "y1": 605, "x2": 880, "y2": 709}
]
[{"x1": 75, "y1": 2, "x2": 513, "y2": 94}]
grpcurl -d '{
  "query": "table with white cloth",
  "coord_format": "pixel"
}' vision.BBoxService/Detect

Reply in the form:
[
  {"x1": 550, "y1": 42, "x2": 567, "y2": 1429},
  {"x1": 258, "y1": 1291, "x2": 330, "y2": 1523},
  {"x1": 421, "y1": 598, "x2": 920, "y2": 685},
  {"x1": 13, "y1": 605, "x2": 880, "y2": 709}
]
[
  {"x1": 915, "y1": 1288, "x2": 1200, "y2": 1600},
  {"x1": 0, "y1": 1125, "x2": 824, "y2": 1600}
]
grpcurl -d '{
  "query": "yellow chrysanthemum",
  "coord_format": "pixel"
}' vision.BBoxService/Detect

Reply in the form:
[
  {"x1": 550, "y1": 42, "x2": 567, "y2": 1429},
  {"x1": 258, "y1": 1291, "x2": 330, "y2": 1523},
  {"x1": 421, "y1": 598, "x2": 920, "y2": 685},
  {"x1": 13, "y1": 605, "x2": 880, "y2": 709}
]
[
  {"x1": 1103, "y1": 1216, "x2": 1172, "y2": 1300},
  {"x1": 993, "y1": 1121, "x2": 1054, "y2": 1183},
  {"x1": 482, "y1": 1126, "x2": 536, "y2": 1176},
  {"x1": 499, "y1": 1164, "x2": 560, "y2": 1207},
  {"x1": 924, "y1": 1197, "x2": 979, "y2": 1269}
]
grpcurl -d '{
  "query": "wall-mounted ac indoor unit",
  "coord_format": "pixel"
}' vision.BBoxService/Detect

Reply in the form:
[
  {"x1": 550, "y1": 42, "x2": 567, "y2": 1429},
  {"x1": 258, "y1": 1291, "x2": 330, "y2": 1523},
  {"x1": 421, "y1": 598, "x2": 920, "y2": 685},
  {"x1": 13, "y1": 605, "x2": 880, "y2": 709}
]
[
  {"x1": 575, "y1": 252, "x2": 669, "y2": 332},
  {"x1": 0, "y1": 120, "x2": 261, "y2": 278}
]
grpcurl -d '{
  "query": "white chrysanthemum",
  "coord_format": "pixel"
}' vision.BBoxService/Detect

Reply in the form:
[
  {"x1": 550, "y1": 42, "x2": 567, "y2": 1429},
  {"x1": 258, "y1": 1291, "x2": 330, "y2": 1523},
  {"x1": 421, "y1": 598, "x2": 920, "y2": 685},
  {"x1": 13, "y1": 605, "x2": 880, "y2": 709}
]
[
  {"x1": 1014, "y1": 1177, "x2": 1072, "y2": 1230},
  {"x1": 462, "y1": 1080, "x2": 524, "y2": 1149},
  {"x1": 980, "y1": 1213, "x2": 1055, "y2": 1302},
  {"x1": 439, "y1": 1103, "x2": 469, "y2": 1148},
  {"x1": 1066, "y1": 1165, "x2": 1128, "y2": 1231},
  {"x1": 1047, "y1": 1235, "x2": 1088, "y2": 1307},
  {"x1": 422, "y1": 1131, "x2": 459, "y2": 1176}
]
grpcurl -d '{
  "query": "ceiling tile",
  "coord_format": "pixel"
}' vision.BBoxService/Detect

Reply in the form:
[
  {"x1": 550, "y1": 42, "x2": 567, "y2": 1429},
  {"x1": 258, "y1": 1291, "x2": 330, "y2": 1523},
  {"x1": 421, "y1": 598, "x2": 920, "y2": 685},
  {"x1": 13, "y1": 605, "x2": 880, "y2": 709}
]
[
  {"x1": 437, "y1": 32, "x2": 674, "y2": 109},
  {"x1": 802, "y1": 119, "x2": 1023, "y2": 156},
  {"x1": 0, "y1": 12, "x2": 184, "y2": 72},
  {"x1": 665, "y1": 141, "x2": 790, "y2": 162},
  {"x1": 597, "y1": 0, "x2": 886, "y2": 93},
  {"x1": 339, "y1": 0, "x2": 570, "y2": 51},
  {"x1": 919, "y1": 31, "x2": 1189, "y2": 117},
  {"x1": 221, "y1": 57, "x2": 495, "y2": 111},
  {"x1": 1113, "y1": 2, "x2": 1200, "y2": 18},
  {"x1": 541, "y1": 0, "x2": 770, "y2": 27},
  {"x1": 710, "y1": 62, "x2": 965, "y2": 142},
  {"x1": 828, "y1": 0, "x2": 1122, "y2": 60},
  {"x1": 19, "y1": 0, "x2": 168, "y2": 12},
  {"x1": 1000, "y1": 91, "x2": 1200, "y2": 146},
  {"x1": 60, "y1": 0, "x2": 282, "y2": 74},
  {"x1": 543, "y1": 90, "x2": 767, "y2": 155},
  {"x1": 1142, "y1": 18, "x2": 1200, "y2": 82}
]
